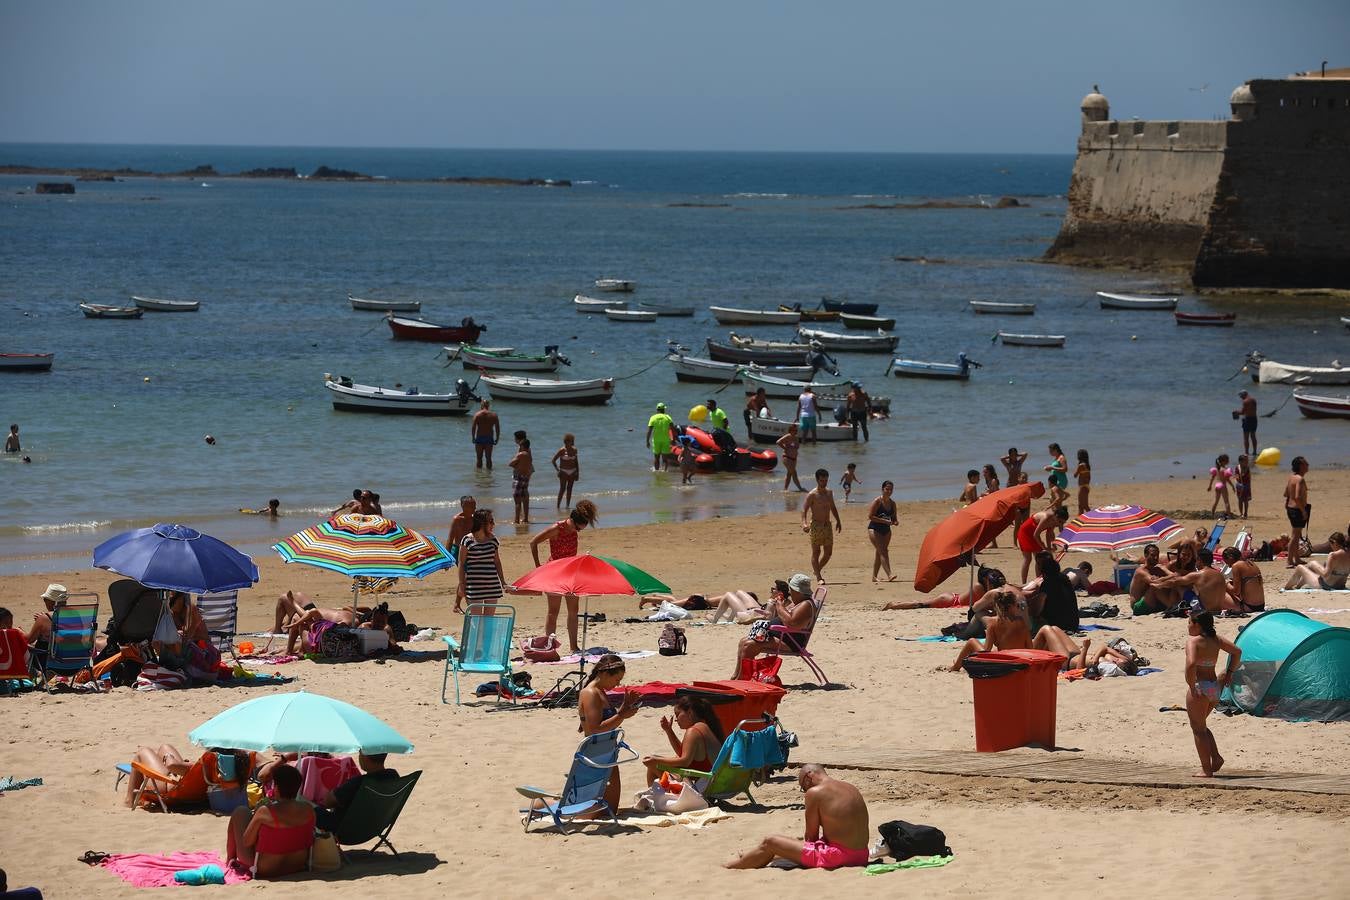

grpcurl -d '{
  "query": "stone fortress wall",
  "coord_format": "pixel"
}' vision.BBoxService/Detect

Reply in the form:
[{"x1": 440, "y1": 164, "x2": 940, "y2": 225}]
[{"x1": 1046, "y1": 69, "x2": 1350, "y2": 288}]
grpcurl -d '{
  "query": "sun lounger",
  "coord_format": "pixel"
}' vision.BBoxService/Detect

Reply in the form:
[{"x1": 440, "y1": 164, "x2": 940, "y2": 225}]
[
  {"x1": 326, "y1": 770, "x2": 422, "y2": 857},
  {"x1": 442, "y1": 604, "x2": 515, "y2": 705},
  {"x1": 517, "y1": 729, "x2": 638, "y2": 833},
  {"x1": 765, "y1": 586, "x2": 829, "y2": 685}
]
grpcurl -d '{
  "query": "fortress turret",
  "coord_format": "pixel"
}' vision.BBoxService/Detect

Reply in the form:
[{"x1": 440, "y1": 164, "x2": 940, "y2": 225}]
[
  {"x1": 1080, "y1": 85, "x2": 1109, "y2": 124},
  {"x1": 1229, "y1": 83, "x2": 1257, "y2": 121}
]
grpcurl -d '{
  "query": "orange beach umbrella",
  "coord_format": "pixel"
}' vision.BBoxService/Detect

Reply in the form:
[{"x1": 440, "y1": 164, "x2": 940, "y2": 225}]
[{"x1": 913, "y1": 482, "x2": 1045, "y2": 592}]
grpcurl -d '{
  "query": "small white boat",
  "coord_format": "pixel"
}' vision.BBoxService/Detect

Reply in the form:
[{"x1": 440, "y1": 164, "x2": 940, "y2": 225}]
[
  {"x1": 667, "y1": 354, "x2": 815, "y2": 383},
  {"x1": 0, "y1": 352, "x2": 54, "y2": 372},
  {"x1": 605, "y1": 308, "x2": 658, "y2": 322},
  {"x1": 1293, "y1": 389, "x2": 1350, "y2": 419},
  {"x1": 747, "y1": 415, "x2": 857, "y2": 443},
  {"x1": 796, "y1": 327, "x2": 897, "y2": 353},
  {"x1": 80, "y1": 303, "x2": 143, "y2": 319},
  {"x1": 887, "y1": 354, "x2": 979, "y2": 380},
  {"x1": 349, "y1": 294, "x2": 421, "y2": 313},
  {"x1": 443, "y1": 343, "x2": 515, "y2": 355},
  {"x1": 1256, "y1": 359, "x2": 1350, "y2": 385},
  {"x1": 741, "y1": 370, "x2": 854, "y2": 399},
  {"x1": 479, "y1": 375, "x2": 615, "y2": 405},
  {"x1": 706, "y1": 338, "x2": 815, "y2": 366},
  {"x1": 997, "y1": 331, "x2": 1066, "y2": 347},
  {"x1": 324, "y1": 374, "x2": 473, "y2": 416},
  {"x1": 709, "y1": 306, "x2": 801, "y2": 325},
  {"x1": 456, "y1": 344, "x2": 569, "y2": 373},
  {"x1": 970, "y1": 300, "x2": 1035, "y2": 315},
  {"x1": 594, "y1": 278, "x2": 636, "y2": 293},
  {"x1": 574, "y1": 294, "x2": 628, "y2": 312},
  {"x1": 1096, "y1": 291, "x2": 1179, "y2": 310},
  {"x1": 132, "y1": 295, "x2": 200, "y2": 312},
  {"x1": 839, "y1": 312, "x2": 896, "y2": 330}
]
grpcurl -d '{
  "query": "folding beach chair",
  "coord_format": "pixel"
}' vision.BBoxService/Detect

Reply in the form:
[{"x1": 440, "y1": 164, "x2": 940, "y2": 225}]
[
  {"x1": 38, "y1": 594, "x2": 99, "y2": 687},
  {"x1": 517, "y1": 729, "x2": 638, "y2": 833},
  {"x1": 1204, "y1": 522, "x2": 1225, "y2": 556},
  {"x1": 765, "y1": 586, "x2": 829, "y2": 685},
  {"x1": 196, "y1": 591, "x2": 240, "y2": 656},
  {"x1": 130, "y1": 750, "x2": 253, "y2": 812},
  {"x1": 327, "y1": 770, "x2": 422, "y2": 858},
  {"x1": 441, "y1": 603, "x2": 515, "y2": 705},
  {"x1": 658, "y1": 715, "x2": 788, "y2": 805}
]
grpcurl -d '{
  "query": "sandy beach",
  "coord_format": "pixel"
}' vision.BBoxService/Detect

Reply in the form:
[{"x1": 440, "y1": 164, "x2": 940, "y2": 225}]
[{"x1": 2, "y1": 467, "x2": 1348, "y2": 898}]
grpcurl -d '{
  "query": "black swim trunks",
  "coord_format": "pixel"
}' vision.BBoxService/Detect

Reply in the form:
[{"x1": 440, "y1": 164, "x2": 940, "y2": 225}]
[
  {"x1": 1242, "y1": 415, "x2": 1258, "y2": 434},
  {"x1": 303, "y1": 602, "x2": 317, "y2": 611},
  {"x1": 1286, "y1": 506, "x2": 1307, "y2": 529}
]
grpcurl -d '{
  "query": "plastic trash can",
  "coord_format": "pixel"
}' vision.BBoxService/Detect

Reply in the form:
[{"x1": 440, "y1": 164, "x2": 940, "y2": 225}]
[{"x1": 963, "y1": 649, "x2": 1066, "y2": 752}]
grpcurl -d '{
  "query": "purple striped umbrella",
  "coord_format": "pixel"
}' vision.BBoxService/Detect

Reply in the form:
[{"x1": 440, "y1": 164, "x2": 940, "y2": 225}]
[{"x1": 1052, "y1": 504, "x2": 1183, "y2": 552}]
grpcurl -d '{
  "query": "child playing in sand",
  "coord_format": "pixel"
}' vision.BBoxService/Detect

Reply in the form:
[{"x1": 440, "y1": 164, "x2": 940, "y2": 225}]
[
  {"x1": 1184, "y1": 610, "x2": 1241, "y2": 777},
  {"x1": 1233, "y1": 453, "x2": 1252, "y2": 519},
  {"x1": 839, "y1": 463, "x2": 859, "y2": 502},
  {"x1": 1207, "y1": 453, "x2": 1233, "y2": 519},
  {"x1": 959, "y1": 470, "x2": 979, "y2": 505},
  {"x1": 1074, "y1": 449, "x2": 1091, "y2": 516}
]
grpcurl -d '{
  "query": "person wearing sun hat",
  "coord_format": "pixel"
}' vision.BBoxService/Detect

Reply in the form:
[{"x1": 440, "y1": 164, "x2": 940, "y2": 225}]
[
  {"x1": 646, "y1": 402, "x2": 675, "y2": 472},
  {"x1": 730, "y1": 573, "x2": 817, "y2": 678},
  {"x1": 25, "y1": 583, "x2": 69, "y2": 667}
]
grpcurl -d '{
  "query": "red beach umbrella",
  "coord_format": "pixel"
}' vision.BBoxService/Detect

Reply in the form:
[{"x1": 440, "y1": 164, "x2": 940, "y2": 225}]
[{"x1": 913, "y1": 482, "x2": 1045, "y2": 592}]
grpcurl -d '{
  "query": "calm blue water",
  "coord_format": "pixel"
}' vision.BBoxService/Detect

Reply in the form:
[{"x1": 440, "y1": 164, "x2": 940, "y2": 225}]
[{"x1": 2, "y1": 144, "x2": 1346, "y2": 569}]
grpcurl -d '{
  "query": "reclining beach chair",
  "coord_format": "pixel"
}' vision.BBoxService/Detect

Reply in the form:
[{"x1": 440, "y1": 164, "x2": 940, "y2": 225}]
[
  {"x1": 658, "y1": 716, "x2": 788, "y2": 805},
  {"x1": 130, "y1": 749, "x2": 253, "y2": 812},
  {"x1": 327, "y1": 770, "x2": 422, "y2": 858},
  {"x1": 517, "y1": 729, "x2": 638, "y2": 833},
  {"x1": 441, "y1": 603, "x2": 515, "y2": 705},
  {"x1": 37, "y1": 594, "x2": 99, "y2": 687},
  {"x1": 765, "y1": 586, "x2": 829, "y2": 685},
  {"x1": 105, "y1": 580, "x2": 161, "y2": 650},
  {"x1": 1204, "y1": 522, "x2": 1226, "y2": 556},
  {"x1": 196, "y1": 591, "x2": 239, "y2": 657}
]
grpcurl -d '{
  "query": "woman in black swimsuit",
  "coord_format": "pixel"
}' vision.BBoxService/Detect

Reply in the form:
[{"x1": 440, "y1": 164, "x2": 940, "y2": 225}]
[{"x1": 866, "y1": 480, "x2": 899, "y2": 583}]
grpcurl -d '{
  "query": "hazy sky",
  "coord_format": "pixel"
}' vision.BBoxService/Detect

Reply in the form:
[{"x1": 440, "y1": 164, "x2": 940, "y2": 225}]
[{"x1": 1, "y1": 0, "x2": 1343, "y2": 153}]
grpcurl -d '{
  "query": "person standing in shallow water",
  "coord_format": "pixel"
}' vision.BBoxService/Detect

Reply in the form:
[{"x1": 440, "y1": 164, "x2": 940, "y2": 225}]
[
  {"x1": 4, "y1": 424, "x2": 19, "y2": 453},
  {"x1": 1234, "y1": 390, "x2": 1258, "y2": 458},
  {"x1": 470, "y1": 400, "x2": 500, "y2": 470},
  {"x1": 551, "y1": 433, "x2": 579, "y2": 509},
  {"x1": 1184, "y1": 610, "x2": 1241, "y2": 778}
]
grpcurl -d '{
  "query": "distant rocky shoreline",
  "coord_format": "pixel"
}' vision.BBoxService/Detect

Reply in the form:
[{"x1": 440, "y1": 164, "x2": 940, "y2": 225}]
[{"x1": 0, "y1": 163, "x2": 571, "y2": 187}]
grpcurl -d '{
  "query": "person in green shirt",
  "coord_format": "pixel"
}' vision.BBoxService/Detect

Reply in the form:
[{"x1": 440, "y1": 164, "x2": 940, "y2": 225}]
[
  {"x1": 646, "y1": 402, "x2": 675, "y2": 471},
  {"x1": 706, "y1": 398, "x2": 729, "y2": 431}
]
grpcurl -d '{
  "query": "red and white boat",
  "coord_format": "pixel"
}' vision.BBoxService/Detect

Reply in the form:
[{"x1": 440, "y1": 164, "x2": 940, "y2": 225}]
[
  {"x1": 1293, "y1": 390, "x2": 1350, "y2": 420},
  {"x1": 386, "y1": 313, "x2": 485, "y2": 343},
  {"x1": 1174, "y1": 311, "x2": 1236, "y2": 327},
  {"x1": 0, "y1": 353, "x2": 54, "y2": 372}
]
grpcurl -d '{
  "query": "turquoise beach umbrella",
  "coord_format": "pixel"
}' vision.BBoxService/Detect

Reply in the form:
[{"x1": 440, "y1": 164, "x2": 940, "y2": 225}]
[{"x1": 188, "y1": 690, "x2": 413, "y2": 755}]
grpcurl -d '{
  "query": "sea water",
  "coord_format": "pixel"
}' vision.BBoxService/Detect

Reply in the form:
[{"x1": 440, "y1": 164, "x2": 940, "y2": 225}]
[{"x1": 2, "y1": 145, "x2": 1345, "y2": 569}]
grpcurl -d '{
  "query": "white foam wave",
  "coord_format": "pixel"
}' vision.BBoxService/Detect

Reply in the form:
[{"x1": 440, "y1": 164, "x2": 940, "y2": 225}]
[
  {"x1": 725, "y1": 192, "x2": 790, "y2": 199},
  {"x1": 22, "y1": 519, "x2": 112, "y2": 534}
]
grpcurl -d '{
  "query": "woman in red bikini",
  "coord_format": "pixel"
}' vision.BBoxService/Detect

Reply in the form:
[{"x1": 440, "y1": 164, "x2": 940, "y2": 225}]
[
  {"x1": 529, "y1": 499, "x2": 600, "y2": 653},
  {"x1": 1017, "y1": 506, "x2": 1069, "y2": 583},
  {"x1": 225, "y1": 763, "x2": 313, "y2": 878},
  {"x1": 642, "y1": 695, "x2": 725, "y2": 788}
]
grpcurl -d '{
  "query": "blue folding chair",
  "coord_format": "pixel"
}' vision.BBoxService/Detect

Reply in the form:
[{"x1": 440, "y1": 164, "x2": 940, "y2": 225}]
[
  {"x1": 516, "y1": 729, "x2": 638, "y2": 832},
  {"x1": 441, "y1": 603, "x2": 515, "y2": 704}
]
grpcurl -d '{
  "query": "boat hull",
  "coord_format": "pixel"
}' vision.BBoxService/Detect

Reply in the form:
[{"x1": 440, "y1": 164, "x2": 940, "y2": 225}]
[
  {"x1": 605, "y1": 309, "x2": 657, "y2": 322},
  {"x1": 709, "y1": 307, "x2": 801, "y2": 325},
  {"x1": 706, "y1": 339, "x2": 811, "y2": 366},
  {"x1": 1258, "y1": 360, "x2": 1350, "y2": 385},
  {"x1": 594, "y1": 279, "x2": 635, "y2": 293},
  {"x1": 1294, "y1": 391, "x2": 1350, "y2": 419},
  {"x1": 459, "y1": 348, "x2": 562, "y2": 373},
  {"x1": 796, "y1": 328, "x2": 897, "y2": 353},
  {"x1": 970, "y1": 301, "x2": 1035, "y2": 315},
  {"x1": 1096, "y1": 292, "x2": 1179, "y2": 310},
  {"x1": 132, "y1": 296, "x2": 200, "y2": 311},
  {"x1": 748, "y1": 416, "x2": 856, "y2": 443},
  {"x1": 779, "y1": 305, "x2": 839, "y2": 321},
  {"x1": 742, "y1": 371, "x2": 852, "y2": 399},
  {"x1": 0, "y1": 353, "x2": 54, "y2": 372},
  {"x1": 890, "y1": 359, "x2": 969, "y2": 379},
  {"x1": 638, "y1": 304, "x2": 695, "y2": 317},
  {"x1": 349, "y1": 295, "x2": 421, "y2": 312},
  {"x1": 839, "y1": 313, "x2": 896, "y2": 330},
  {"x1": 480, "y1": 376, "x2": 614, "y2": 405},
  {"x1": 324, "y1": 378, "x2": 472, "y2": 416},
  {"x1": 998, "y1": 332, "x2": 1066, "y2": 347},
  {"x1": 387, "y1": 315, "x2": 485, "y2": 343},
  {"x1": 80, "y1": 304, "x2": 143, "y2": 319},
  {"x1": 820, "y1": 299, "x2": 878, "y2": 315},
  {"x1": 574, "y1": 294, "x2": 628, "y2": 312},
  {"x1": 1174, "y1": 312, "x2": 1236, "y2": 326},
  {"x1": 668, "y1": 354, "x2": 814, "y2": 383}
]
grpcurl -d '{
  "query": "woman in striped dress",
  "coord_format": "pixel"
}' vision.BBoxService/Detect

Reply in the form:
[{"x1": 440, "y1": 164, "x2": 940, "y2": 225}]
[{"x1": 458, "y1": 509, "x2": 505, "y2": 612}]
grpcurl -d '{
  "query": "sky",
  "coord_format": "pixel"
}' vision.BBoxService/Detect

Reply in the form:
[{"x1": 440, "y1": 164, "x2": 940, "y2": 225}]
[{"x1": 0, "y1": 0, "x2": 1344, "y2": 153}]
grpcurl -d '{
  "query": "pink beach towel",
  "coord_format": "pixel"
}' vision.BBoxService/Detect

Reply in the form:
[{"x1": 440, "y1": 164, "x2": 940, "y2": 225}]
[
  {"x1": 296, "y1": 755, "x2": 359, "y2": 804},
  {"x1": 101, "y1": 852, "x2": 251, "y2": 888}
]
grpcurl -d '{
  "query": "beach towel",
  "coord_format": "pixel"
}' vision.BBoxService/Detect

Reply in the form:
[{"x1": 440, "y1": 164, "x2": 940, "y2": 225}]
[
  {"x1": 236, "y1": 653, "x2": 302, "y2": 666},
  {"x1": 0, "y1": 776, "x2": 42, "y2": 793},
  {"x1": 537, "y1": 650, "x2": 656, "y2": 666},
  {"x1": 1281, "y1": 589, "x2": 1350, "y2": 594},
  {"x1": 896, "y1": 635, "x2": 958, "y2": 643},
  {"x1": 135, "y1": 664, "x2": 188, "y2": 692},
  {"x1": 864, "y1": 854, "x2": 956, "y2": 875},
  {"x1": 100, "y1": 852, "x2": 250, "y2": 888},
  {"x1": 622, "y1": 807, "x2": 731, "y2": 830},
  {"x1": 729, "y1": 726, "x2": 786, "y2": 769},
  {"x1": 1075, "y1": 624, "x2": 1123, "y2": 632}
]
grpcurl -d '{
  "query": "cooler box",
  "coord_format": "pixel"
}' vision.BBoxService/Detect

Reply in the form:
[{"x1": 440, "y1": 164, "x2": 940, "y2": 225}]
[
  {"x1": 963, "y1": 649, "x2": 1065, "y2": 752},
  {"x1": 354, "y1": 630, "x2": 388, "y2": 654},
  {"x1": 1113, "y1": 563, "x2": 1138, "y2": 592}
]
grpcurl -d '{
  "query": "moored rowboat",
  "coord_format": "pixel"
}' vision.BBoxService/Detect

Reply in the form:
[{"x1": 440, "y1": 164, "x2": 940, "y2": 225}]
[
  {"x1": 386, "y1": 314, "x2": 485, "y2": 343},
  {"x1": 888, "y1": 354, "x2": 979, "y2": 380},
  {"x1": 748, "y1": 415, "x2": 857, "y2": 443},
  {"x1": 778, "y1": 304, "x2": 839, "y2": 322},
  {"x1": 479, "y1": 375, "x2": 615, "y2": 405},
  {"x1": 741, "y1": 370, "x2": 853, "y2": 399},
  {"x1": 605, "y1": 308, "x2": 658, "y2": 322},
  {"x1": 1293, "y1": 390, "x2": 1350, "y2": 419},
  {"x1": 457, "y1": 345, "x2": 569, "y2": 373},
  {"x1": 349, "y1": 294, "x2": 420, "y2": 312},
  {"x1": 819, "y1": 298, "x2": 879, "y2": 316},
  {"x1": 667, "y1": 354, "x2": 815, "y2": 383},
  {"x1": 839, "y1": 312, "x2": 897, "y2": 330},
  {"x1": 594, "y1": 278, "x2": 636, "y2": 293},
  {"x1": 997, "y1": 331, "x2": 1066, "y2": 347},
  {"x1": 1096, "y1": 291, "x2": 1179, "y2": 310},
  {"x1": 796, "y1": 327, "x2": 897, "y2": 353},
  {"x1": 706, "y1": 338, "x2": 813, "y2": 366},
  {"x1": 79, "y1": 303, "x2": 143, "y2": 319},
  {"x1": 1174, "y1": 311, "x2": 1236, "y2": 327},
  {"x1": 132, "y1": 295, "x2": 200, "y2": 312},
  {"x1": 709, "y1": 306, "x2": 801, "y2": 325},
  {"x1": 636, "y1": 303, "x2": 695, "y2": 317},
  {"x1": 1339, "y1": 316, "x2": 1349, "y2": 330},
  {"x1": 324, "y1": 374, "x2": 473, "y2": 416},
  {"x1": 1256, "y1": 359, "x2": 1350, "y2": 385},
  {"x1": 970, "y1": 300, "x2": 1035, "y2": 315},
  {"x1": 574, "y1": 294, "x2": 628, "y2": 312},
  {"x1": 0, "y1": 353, "x2": 54, "y2": 372}
]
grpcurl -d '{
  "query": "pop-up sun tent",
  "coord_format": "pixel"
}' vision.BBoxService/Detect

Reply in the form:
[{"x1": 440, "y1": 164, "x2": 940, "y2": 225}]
[{"x1": 1223, "y1": 609, "x2": 1350, "y2": 722}]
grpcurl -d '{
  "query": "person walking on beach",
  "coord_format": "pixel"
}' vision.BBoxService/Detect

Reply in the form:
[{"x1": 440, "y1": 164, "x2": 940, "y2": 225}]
[
  {"x1": 744, "y1": 388, "x2": 771, "y2": 437},
  {"x1": 796, "y1": 387, "x2": 819, "y2": 443},
  {"x1": 646, "y1": 402, "x2": 674, "y2": 471},
  {"x1": 1184, "y1": 610, "x2": 1241, "y2": 778},
  {"x1": 509, "y1": 438, "x2": 534, "y2": 524},
  {"x1": 1284, "y1": 456, "x2": 1310, "y2": 568},
  {"x1": 1044, "y1": 443, "x2": 1069, "y2": 508},
  {"x1": 458, "y1": 509, "x2": 505, "y2": 612},
  {"x1": 471, "y1": 400, "x2": 500, "y2": 470},
  {"x1": 839, "y1": 463, "x2": 859, "y2": 502},
  {"x1": 529, "y1": 499, "x2": 600, "y2": 654},
  {"x1": 1074, "y1": 449, "x2": 1092, "y2": 516},
  {"x1": 1234, "y1": 390, "x2": 1258, "y2": 458},
  {"x1": 803, "y1": 468, "x2": 842, "y2": 583},
  {"x1": 1207, "y1": 454, "x2": 1233, "y2": 519},
  {"x1": 777, "y1": 423, "x2": 805, "y2": 491},
  {"x1": 4, "y1": 424, "x2": 18, "y2": 453},
  {"x1": 867, "y1": 480, "x2": 899, "y2": 582},
  {"x1": 447, "y1": 495, "x2": 475, "y2": 557},
  {"x1": 725, "y1": 764, "x2": 870, "y2": 870},
  {"x1": 845, "y1": 382, "x2": 870, "y2": 442},
  {"x1": 551, "y1": 433, "x2": 579, "y2": 510},
  {"x1": 1234, "y1": 453, "x2": 1252, "y2": 519}
]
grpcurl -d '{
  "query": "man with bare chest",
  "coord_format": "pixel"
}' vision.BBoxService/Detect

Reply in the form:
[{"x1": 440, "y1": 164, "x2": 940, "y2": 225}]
[{"x1": 802, "y1": 468, "x2": 842, "y2": 583}]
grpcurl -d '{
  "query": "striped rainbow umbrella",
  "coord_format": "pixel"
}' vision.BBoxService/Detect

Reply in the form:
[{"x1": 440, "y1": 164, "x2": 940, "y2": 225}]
[
  {"x1": 273, "y1": 513, "x2": 454, "y2": 580},
  {"x1": 1052, "y1": 504, "x2": 1183, "y2": 552}
]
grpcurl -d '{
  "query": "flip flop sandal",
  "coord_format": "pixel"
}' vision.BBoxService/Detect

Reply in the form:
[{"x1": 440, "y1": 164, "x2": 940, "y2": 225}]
[{"x1": 79, "y1": 851, "x2": 110, "y2": 865}]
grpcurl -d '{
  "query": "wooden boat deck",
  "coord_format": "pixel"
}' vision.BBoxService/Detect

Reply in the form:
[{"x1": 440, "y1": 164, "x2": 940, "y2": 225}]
[{"x1": 808, "y1": 748, "x2": 1350, "y2": 795}]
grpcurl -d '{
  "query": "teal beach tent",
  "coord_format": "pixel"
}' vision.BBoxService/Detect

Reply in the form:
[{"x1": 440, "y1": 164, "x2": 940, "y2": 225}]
[{"x1": 1223, "y1": 609, "x2": 1350, "y2": 722}]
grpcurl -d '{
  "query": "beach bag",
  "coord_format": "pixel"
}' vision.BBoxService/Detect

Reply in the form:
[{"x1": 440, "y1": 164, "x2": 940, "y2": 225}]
[
  {"x1": 738, "y1": 655, "x2": 782, "y2": 686},
  {"x1": 135, "y1": 662, "x2": 189, "y2": 691},
  {"x1": 318, "y1": 627, "x2": 363, "y2": 660},
  {"x1": 309, "y1": 831, "x2": 342, "y2": 873},
  {"x1": 521, "y1": 634, "x2": 561, "y2": 663},
  {"x1": 877, "y1": 820, "x2": 952, "y2": 860},
  {"x1": 152, "y1": 602, "x2": 179, "y2": 645},
  {"x1": 657, "y1": 625, "x2": 687, "y2": 656}
]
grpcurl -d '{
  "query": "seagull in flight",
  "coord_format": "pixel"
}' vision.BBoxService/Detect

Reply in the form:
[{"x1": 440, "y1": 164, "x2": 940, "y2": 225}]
[{"x1": 1189, "y1": 83, "x2": 1210, "y2": 93}]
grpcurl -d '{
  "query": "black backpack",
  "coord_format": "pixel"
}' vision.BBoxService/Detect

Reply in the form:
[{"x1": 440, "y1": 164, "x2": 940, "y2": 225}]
[{"x1": 877, "y1": 820, "x2": 952, "y2": 860}]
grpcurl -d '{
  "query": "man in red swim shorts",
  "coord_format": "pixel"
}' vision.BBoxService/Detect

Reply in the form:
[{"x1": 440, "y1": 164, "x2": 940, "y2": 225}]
[{"x1": 725, "y1": 764, "x2": 871, "y2": 870}]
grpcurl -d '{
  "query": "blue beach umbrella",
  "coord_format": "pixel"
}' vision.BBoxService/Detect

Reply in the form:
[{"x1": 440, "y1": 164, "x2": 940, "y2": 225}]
[
  {"x1": 93, "y1": 523, "x2": 259, "y2": 594},
  {"x1": 188, "y1": 690, "x2": 414, "y2": 755}
]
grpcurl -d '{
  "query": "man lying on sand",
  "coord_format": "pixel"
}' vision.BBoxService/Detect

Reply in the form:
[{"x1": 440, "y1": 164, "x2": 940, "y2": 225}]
[
  {"x1": 273, "y1": 591, "x2": 355, "y2": 654},
  {"x1": 725, "y1": 764, "x2": 870, "y2": 870}
]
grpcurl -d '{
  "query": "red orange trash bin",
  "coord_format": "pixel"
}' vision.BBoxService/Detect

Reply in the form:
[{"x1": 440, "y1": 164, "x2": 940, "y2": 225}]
[{"x1": 962, "y1": 649, "x2": 1066, "y2": 751}]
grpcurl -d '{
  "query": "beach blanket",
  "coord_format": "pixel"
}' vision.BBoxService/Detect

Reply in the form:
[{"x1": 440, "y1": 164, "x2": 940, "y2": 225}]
[
  {"x1": 217, "y1": 673, "x2": 295, "y2": 688},
  {"x1": 1281, "y1": 588, "x2": 1350, "y2": 594},
  {"x1": 533, "y1": 650, "x2": 657, "y2": 666},
  {"x1": 865, "y1": 854, "x2": 956, "y2": 875},
  {"x1": 623, "y1": 807, "x2": 731, "y2": 830},
  {"x1": 236, "y1": 653, "x2": 302, "y2": 665},
  {"x1": 896, "y1": 636, "x2": 959, "y2": 643},
  {"x1": 1075, "y1": 624, "x2": 1123, "y2": 632},
  {"x1": 0, "y1": 776, "x2": 42, "y2": 793},
  {"x1": 100, "y1": 852, "x2": 250, "y2": 888}
]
